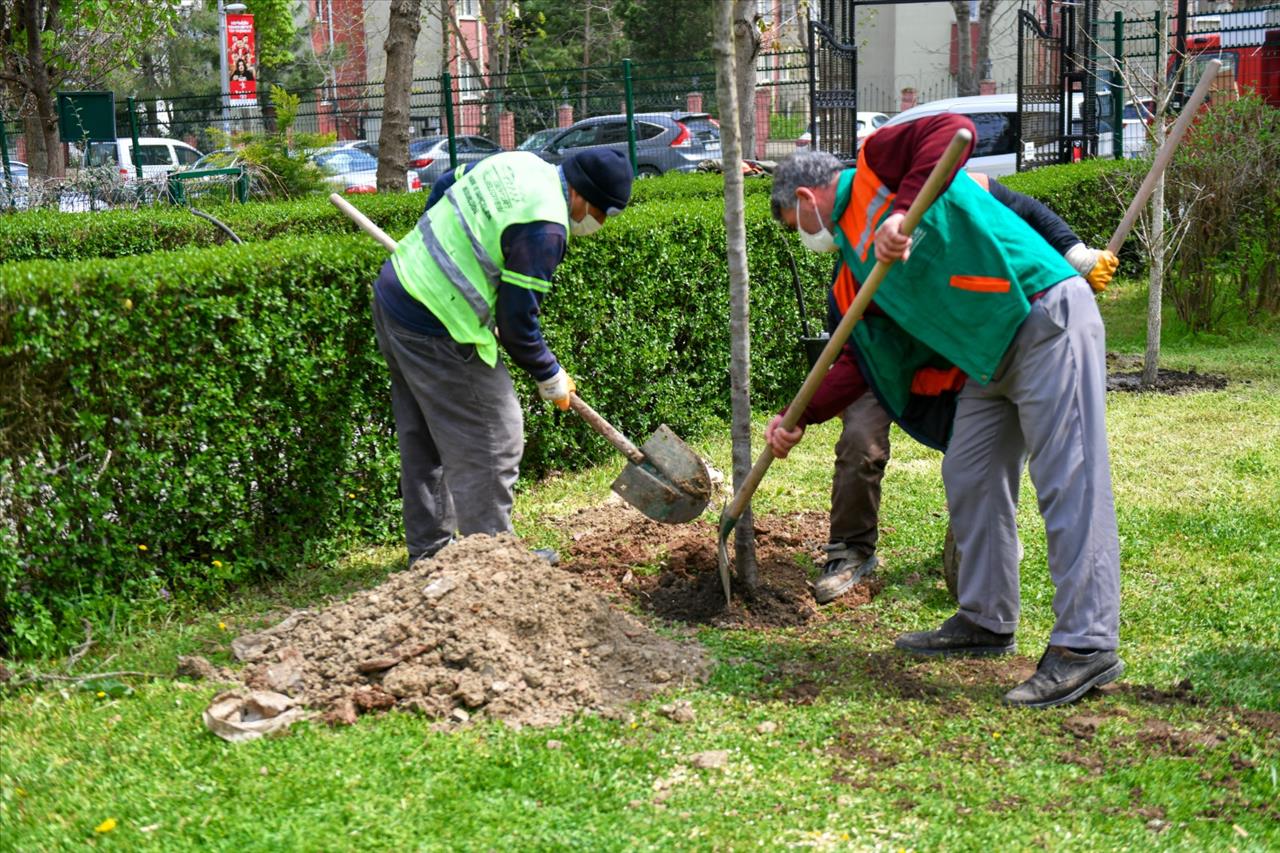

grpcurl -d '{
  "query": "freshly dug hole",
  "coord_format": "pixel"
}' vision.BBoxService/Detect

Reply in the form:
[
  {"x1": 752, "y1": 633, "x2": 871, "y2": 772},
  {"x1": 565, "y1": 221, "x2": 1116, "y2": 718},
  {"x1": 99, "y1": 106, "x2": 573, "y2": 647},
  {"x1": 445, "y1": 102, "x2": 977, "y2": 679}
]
[{"x1": 230, "y1": 534, "x2": 710, "y2": 728}]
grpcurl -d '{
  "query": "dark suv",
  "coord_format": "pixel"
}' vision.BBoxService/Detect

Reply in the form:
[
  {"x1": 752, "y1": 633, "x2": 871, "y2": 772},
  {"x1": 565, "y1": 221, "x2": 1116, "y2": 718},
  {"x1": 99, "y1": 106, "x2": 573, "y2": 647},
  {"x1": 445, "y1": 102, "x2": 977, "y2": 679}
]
[{"x1": 529, "y1": 112, "x2": 720, "y2": 176}]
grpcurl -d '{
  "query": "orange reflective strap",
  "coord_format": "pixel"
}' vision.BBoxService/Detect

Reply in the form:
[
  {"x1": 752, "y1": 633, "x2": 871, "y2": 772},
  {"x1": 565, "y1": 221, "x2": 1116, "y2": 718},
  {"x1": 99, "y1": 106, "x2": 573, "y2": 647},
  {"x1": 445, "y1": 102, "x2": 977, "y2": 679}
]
[
  {"x1": 837, "y1": 148, "x2": 896, "y2": 264},
  {"x1": 910, "y1": 366, "x2": 967, "y2": 396},
  {"x1": 833, "y1": 264, "x2": 858, "y2": 313},
  {"x1": 949, "y1": 274, "x2": 1011, "y2": 293}
]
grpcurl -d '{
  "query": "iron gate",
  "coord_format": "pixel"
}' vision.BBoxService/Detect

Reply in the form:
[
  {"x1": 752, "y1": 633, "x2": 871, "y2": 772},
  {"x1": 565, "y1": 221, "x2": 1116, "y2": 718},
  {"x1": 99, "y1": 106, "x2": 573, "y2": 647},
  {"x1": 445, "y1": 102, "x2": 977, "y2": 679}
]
[
  {"x1": 1017, "y1": 0, "x2": 1102, "y2": 171},
  {"x1": 807, "y1": 0, "x2": 858, "y2": 160}
]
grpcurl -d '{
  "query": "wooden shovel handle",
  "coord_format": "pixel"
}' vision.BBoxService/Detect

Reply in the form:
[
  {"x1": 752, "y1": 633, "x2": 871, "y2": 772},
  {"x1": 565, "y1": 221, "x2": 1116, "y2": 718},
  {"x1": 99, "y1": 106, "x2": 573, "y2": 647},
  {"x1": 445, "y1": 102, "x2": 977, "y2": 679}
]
[
  {"x1": 724, "y1": 128, "x2": 973, "y2": 521},
  {"x1": 1107, "y1": 59, "x2": 1222, "y2": 255},
  {"x1": 568, "y1": 394, "x2": 646, "y2": 465},
  {"x1": 330, "y1": 192, "x2": 398, "y2": 251}
]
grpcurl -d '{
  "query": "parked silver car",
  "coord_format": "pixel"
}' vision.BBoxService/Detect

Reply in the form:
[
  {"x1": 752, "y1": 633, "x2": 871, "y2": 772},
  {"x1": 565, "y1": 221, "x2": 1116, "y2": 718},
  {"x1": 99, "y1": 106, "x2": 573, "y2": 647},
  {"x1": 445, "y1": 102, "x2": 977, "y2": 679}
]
[
  {"x1": 530, "y1": 112, "x2": 721, "y2": 177},
  {"x1": 407, "y1": 134, "x2": 502, "y2": 187}
]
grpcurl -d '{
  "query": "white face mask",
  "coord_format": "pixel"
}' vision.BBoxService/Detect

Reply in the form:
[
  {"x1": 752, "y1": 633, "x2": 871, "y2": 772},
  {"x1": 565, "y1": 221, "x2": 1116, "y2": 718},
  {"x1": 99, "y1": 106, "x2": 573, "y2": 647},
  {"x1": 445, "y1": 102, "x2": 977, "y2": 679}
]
[
  {"x1": 570, "y1": 211, "x2": 604, "y2": 238},
  {"x1": 795, "y1": 196, "x2": 837, "y2": 253}
]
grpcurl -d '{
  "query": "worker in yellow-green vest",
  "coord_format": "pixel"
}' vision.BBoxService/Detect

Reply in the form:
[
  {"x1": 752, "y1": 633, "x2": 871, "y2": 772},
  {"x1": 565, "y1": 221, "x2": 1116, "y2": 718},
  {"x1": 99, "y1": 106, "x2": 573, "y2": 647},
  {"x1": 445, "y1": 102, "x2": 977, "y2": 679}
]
[
  {"x1": 765, "y1": 114, "x2": 1122, "y2": 709},
  {"x1": 370, "y1": 148, "x2": 633, "y2": 565}
]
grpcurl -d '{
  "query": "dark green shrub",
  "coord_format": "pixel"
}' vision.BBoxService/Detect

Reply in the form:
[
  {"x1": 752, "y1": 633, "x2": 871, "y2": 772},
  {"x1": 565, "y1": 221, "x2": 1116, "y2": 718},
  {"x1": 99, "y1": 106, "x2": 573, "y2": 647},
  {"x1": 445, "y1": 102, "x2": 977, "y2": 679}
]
[
  {"x1": 1, "y1": 194, "x2": 829, "y2": 655},
  {"x1": 0, "y1": 171, "x2": 767, "y2": 264},
  {"x1": 1166, "y1": 94, "x2": 1280, "y2": 329}
]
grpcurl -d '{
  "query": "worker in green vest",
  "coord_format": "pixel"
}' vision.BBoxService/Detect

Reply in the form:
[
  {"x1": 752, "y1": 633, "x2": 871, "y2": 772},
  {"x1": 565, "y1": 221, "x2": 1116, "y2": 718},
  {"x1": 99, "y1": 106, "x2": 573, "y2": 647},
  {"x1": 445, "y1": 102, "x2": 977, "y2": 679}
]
[
  {"x1": 370, "y1": 148, "x2": 633, "y2": 565},
  {"x1": 765, "y1": 114, "x2": 1123, "y2": 709}
]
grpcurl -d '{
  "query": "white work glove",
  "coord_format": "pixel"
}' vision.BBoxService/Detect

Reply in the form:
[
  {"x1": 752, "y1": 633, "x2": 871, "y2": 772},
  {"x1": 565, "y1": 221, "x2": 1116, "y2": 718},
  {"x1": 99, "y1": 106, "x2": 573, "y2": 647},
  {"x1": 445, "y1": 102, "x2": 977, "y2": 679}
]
[
  {"x1": 535, "y1": 367, "x2": 576, "y2": 411},
  {"x1": 1064, "y1": 242, "x2": 1099, "y2": 276}
]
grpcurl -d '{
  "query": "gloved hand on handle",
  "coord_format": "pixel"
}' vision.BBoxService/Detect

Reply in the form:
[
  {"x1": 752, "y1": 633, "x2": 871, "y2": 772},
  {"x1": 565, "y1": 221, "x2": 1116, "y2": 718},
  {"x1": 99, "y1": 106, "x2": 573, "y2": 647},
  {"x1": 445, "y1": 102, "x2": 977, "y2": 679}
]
[
  {"x1": 1065, "y1": 242, "x2": 1120, "y2": 293},
  {"x1": 536, "y1": 367, "x2": 576, "y2": 411}
]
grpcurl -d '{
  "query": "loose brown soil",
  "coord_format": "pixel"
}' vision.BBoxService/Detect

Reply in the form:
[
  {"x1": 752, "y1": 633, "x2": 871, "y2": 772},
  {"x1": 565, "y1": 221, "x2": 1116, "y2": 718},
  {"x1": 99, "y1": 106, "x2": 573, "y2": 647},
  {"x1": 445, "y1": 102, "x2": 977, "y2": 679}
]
[
  {"x1": 556, "y1": 503, "x2": 883, "y2": 628},
  {"x1": 228, "y1": 534, "x2": 709, "y2": 728},
  {"x1": 1106, "y1": 353, "x2": 1228, "y2": 394}
]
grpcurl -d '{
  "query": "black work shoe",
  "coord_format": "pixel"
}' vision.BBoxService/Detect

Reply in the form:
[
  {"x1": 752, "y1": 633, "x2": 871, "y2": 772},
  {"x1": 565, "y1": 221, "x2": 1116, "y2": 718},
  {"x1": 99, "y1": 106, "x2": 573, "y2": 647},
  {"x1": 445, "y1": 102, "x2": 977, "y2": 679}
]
[
  {"x1": 894, "y1": 613, "x2": 1016, "y2": 657},
  {"x1": 1004, "y1": 646, "x2": 1124, "y2": 708},
  {"x1": 532, "y1": 548, "x2": 559, "y2": 566},
  {"x1": 812, "y1": 545, "x2": 878, "y2": 604}
]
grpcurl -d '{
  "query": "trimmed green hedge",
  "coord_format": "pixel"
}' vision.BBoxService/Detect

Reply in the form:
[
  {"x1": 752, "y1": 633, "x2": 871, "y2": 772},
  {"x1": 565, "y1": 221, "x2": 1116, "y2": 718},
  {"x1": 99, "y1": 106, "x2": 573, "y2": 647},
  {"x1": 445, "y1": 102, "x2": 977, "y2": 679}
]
[
  {"x1": 0, "y1": 193, "x2": 828, "y2": 655},
  {"x1": 0, "y1": 171, "x2": 771, "y2": 264}
]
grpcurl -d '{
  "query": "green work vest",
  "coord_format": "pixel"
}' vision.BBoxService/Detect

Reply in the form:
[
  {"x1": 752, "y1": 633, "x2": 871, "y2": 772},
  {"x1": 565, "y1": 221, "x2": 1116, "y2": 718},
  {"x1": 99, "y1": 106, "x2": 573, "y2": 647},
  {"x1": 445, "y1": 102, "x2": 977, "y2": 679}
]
[
  {"x1": 391, "y1": 151, "x2": 570, "y2": 367},
  {"x1": 833, "y1": 166, "x2": 1076, "y2": 418}
]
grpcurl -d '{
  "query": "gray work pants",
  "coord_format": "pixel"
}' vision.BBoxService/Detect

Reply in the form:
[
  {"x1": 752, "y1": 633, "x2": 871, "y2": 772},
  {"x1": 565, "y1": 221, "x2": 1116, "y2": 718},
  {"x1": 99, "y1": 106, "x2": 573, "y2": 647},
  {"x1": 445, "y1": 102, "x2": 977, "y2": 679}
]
[
  {"x1": 830, "y1": 393, "x2": 893, "y2": 556},
  {"x1": 941, "y1": 278, "x2": 1121, "y2": 650},
  {"x1": 372, "y1": 299, "x2": 523, "y2": 563}
]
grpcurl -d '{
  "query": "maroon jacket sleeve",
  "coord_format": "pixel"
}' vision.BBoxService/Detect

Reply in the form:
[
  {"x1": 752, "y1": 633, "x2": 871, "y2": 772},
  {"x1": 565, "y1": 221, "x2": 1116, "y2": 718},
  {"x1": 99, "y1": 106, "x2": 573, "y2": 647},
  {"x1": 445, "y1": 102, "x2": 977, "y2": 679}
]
[
  {"x1": 863, "y1": 113, "x2": 976, "y2": 214},
  {"x1": 786, "y1": 344, "x2": 870, "y2": 427}
]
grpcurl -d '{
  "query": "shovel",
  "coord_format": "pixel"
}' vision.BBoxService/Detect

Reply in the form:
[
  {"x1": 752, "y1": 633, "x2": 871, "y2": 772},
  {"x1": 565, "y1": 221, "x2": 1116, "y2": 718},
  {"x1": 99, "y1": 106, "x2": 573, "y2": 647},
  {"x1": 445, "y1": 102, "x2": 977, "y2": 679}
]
[
  {"x1": 328, "y1": 193, "x2": 712, "y2": 525},
  {"x1": 714, "y1": 128, "x2": 973, "y2": 605}
]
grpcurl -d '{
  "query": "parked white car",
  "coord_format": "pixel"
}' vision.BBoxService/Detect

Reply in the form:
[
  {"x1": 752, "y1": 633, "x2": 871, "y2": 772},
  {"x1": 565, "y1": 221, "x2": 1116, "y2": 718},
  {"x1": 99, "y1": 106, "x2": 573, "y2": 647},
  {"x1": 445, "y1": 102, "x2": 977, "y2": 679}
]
[
  {"x1": 795, "y1": 111, "x2": 890, "y2": 148},
  {"x1": 84, "y1": 137, "x2": 204, "y2": 181},
  {"x1": 879, "y1": 94, "x2": 1021, "y2": 177},
  {"x1": 308, "y1": 148, "x2": 422, "y2": 194}
]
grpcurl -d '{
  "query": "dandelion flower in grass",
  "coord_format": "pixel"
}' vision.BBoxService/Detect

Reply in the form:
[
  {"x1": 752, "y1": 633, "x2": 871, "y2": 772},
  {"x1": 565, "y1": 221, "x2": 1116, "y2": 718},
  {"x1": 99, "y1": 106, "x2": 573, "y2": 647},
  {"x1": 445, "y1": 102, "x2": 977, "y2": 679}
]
[
  {"x1": 96, "y1": 691, "x2": 106, "y2": 698},
  {"x1": 95, "y1": 818, "x2": 117, "y2": 833},
  {"x1": 218, "y1": 621, "x2": 227, "y2": 631},
  {"x1": 347, "y1": 492, "x2": 356, "y2": 499},
  {"x1": 212, "y1": 560, "x2": 223, "y2": 568},
  {"x1": 992, "y1": 731, "x2": 1001, "y2": 739},
  {"x1": 138, "y1": 544, "x2": 148, "y2": 552}
]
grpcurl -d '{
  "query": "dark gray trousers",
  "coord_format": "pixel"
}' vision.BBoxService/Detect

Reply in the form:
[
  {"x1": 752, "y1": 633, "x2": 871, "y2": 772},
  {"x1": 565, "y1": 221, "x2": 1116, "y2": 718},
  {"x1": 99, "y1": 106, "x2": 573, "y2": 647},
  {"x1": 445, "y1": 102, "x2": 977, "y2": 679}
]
[
  {"x1": 830, "y1": 393, "x2": 893, "y2": 557},
  {"x1": 941, "y1": 278, "x2": 1121, "y2": 650},
  {"x1": 372, "y1": 299, "x2": 523, "y2": 563}
]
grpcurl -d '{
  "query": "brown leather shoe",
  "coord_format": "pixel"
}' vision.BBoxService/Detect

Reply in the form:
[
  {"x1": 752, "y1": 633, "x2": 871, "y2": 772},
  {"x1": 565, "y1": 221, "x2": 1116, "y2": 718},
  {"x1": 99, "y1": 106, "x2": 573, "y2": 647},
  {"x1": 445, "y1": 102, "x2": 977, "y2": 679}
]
[{"x1": 894, "y1": 613, "x2": 1016, "y2": 657}]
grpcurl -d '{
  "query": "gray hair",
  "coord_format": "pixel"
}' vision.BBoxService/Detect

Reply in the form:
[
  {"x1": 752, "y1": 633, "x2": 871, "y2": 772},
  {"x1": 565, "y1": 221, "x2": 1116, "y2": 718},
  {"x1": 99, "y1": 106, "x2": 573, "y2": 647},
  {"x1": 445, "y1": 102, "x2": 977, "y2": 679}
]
[{"x1": 770, "y1": 150, "x2": 845, "y2": 220}]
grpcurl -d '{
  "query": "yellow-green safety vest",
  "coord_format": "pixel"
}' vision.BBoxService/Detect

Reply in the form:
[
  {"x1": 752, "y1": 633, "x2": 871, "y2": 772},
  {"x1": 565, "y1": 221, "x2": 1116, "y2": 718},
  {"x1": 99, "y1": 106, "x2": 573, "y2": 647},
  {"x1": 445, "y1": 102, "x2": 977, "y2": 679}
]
[{"x1": 391, "y1": 151, "x2": 570, "y2": 367}]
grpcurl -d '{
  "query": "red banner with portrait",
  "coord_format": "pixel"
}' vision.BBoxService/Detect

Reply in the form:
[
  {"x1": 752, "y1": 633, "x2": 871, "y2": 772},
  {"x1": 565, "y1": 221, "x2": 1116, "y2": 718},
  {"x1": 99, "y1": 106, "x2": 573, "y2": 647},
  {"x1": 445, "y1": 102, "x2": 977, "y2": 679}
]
[{"x1": 226, "y1": 13, "x2": 258, "y2": 107}]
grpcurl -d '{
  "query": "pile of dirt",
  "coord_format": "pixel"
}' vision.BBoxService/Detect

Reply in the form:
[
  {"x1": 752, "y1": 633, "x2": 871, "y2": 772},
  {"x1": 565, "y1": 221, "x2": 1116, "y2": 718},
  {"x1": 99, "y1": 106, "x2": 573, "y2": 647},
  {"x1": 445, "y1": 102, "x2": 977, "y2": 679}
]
[
  {"x1": 228, "y1": 534, "x2": 710, "y2": 728},
  {"x1": 557, "y1": 503, "x2": 882, "y2": 628}
]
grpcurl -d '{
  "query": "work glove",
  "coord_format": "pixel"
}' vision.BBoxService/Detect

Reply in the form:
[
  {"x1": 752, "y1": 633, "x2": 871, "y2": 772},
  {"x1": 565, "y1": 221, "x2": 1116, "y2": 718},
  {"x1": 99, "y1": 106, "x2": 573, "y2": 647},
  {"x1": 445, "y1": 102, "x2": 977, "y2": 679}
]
[
  {"x1": 1065, "y1": 243, "x2": 1119, "y2": 293},
  {"x1": 536, "y1": 367, "x2": 576, "y2": 412},
  {"x1": 1085, "y1": 249, "x2": 1120, "y2": 292}
]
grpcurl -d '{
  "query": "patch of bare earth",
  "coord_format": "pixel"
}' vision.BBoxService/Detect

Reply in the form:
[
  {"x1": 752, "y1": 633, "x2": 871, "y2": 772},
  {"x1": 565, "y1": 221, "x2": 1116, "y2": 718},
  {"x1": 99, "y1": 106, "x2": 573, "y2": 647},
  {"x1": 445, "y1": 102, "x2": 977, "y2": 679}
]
[
  {"x1": 1106, "y1": 353, "x2": 1228, "y2": 394},
  {"x1": 227, "y1": 534, "x2": 709, "y2": 728},
  {"x1": 556, "y1": 503, "x2": 884, "y2": 628}
]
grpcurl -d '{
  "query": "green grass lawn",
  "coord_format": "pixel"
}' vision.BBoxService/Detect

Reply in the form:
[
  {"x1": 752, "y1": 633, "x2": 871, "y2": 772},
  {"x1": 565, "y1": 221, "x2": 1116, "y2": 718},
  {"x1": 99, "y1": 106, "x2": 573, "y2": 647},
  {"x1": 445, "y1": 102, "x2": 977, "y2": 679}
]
[{"x1": 3, "y1": 279, "x2": 1278, "y2": 851}]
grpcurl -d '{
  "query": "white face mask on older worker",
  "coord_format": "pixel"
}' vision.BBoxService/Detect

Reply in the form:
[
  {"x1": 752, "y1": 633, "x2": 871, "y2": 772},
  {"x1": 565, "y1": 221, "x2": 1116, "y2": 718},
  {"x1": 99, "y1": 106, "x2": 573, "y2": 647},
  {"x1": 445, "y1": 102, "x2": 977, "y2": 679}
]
[
  {"x1": 795, "y1": 196, "x2": 837, "y2": 253},
  {"x1": 570, "y1": 211, "x2": 604, "y2": 238}
]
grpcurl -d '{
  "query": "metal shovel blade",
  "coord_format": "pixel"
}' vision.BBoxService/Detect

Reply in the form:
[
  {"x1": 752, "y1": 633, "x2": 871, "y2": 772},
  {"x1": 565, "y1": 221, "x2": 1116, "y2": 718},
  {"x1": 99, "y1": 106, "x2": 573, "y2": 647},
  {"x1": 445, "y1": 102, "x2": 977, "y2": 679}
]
[{"x1": 610, "y1": 424, "x2": 711, "y2": 524}]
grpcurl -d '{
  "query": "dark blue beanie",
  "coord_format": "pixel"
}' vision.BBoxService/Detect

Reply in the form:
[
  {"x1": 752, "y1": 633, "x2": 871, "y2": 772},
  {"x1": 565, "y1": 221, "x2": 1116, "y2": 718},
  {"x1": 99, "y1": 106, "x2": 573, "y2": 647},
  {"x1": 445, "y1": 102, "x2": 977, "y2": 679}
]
[{"x1": 562, "y1": 148, "x2": 633, "y2": 215}]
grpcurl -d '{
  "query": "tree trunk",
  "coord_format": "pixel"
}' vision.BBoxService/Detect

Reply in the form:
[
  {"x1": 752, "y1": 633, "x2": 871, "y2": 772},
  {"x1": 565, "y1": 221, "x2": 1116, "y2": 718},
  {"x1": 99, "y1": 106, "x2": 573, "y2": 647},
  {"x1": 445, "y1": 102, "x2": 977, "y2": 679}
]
[
  {"x1": 977, "y1": 0, "x2": 997, "y2": 81},
  {"x1": 379, "y1": 0, "x2": 422, "y2": 192},
  {"x1": 732, "y1": 0, "x2": 759, "y2": 160},
  {"x1": 714, "y1": 0, "x2": 757, "y2": 590},
  {"x1": 21, "y1": 0, "x2": 64, "y2": 178},
  {"x1": 1143, "y1": 9, "x2": 1171, "y2": 388},
  {"x1": 951, "y1": 1, "x2": 976, "y2": 97}
]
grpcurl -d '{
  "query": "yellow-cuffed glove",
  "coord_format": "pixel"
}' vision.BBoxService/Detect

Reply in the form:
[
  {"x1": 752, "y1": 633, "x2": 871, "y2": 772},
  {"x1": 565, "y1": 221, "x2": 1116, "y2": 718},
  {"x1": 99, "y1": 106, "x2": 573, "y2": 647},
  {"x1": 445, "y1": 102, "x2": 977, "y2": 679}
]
[
  {"x1": 536, "y1": 367, "x2": 576, "y2": 412},
  {"x1": 1086, "y1": 249, "x2": 1120, "y2": 292}
]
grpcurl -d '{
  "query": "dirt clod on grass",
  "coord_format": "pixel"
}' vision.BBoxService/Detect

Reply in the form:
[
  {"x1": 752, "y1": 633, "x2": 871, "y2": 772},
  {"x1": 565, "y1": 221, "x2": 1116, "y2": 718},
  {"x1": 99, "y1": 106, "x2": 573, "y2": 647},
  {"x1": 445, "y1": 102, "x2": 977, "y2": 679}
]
[{"x1": 229, "y1": 534, "x2": 709, "y2": 728}]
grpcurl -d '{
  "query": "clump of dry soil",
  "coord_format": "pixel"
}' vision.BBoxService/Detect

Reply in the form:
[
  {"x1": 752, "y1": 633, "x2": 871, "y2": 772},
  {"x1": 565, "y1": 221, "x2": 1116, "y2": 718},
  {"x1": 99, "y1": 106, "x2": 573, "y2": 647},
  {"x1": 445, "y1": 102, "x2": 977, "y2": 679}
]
[{"x1": 229, "y1": 534, "x2": 710, "y2": 728}]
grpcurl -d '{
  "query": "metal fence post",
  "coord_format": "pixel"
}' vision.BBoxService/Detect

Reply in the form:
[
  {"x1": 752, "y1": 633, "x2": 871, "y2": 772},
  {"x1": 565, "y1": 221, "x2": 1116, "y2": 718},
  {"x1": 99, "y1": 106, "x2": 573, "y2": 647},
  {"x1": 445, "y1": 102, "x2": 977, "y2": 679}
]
[
  {"x1": 1113, "y1": 11, "x2": 1124, "y2": 160},
  {"x1": 442, "y1": 71, "x2": 457, "y2": 169},
  {"x1": 0, "y1": 116, "x2": 13, "y2": 210},
  {"x1": 623, "y1": 58, "x2": 638, "y2": 176},
  {"x1": 128, "y1": 96, "x2": 144, "y2": 182}
]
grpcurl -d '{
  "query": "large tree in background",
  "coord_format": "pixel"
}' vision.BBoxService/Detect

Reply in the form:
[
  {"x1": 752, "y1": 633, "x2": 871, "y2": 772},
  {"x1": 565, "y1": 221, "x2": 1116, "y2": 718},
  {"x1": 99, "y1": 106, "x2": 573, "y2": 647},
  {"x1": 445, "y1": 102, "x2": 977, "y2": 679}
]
[
  {"x1": 623, "y1": 0, "x2": 712, "y2": 64},
  {"x1": 0, "y1": 0, "x2": 176, "y2": 177},
  {"x1": 242, "y1": 0, "x2": 297, "y2": 132},
  {"x1": 950, "y1": 0, "x2": 997, "y2": 96},
  {"x1": 377, "y1": 0, "x2": 420, "y2": 192},
  {"x1": 732, "y1": 0, "x2": 761, "y2": 159}
]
